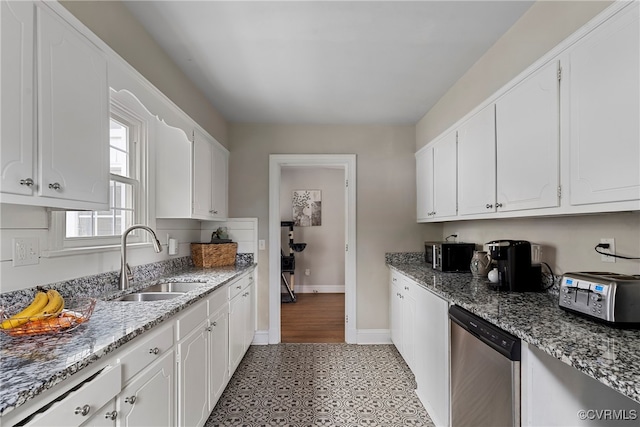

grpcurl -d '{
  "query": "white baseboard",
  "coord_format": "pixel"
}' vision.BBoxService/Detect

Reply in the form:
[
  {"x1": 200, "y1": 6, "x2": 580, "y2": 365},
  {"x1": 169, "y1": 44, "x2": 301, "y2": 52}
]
[
  {"x1": 295, "y1": 285, "x2": 345, "y2": 294},
  {"x1": 251, "y1": 330, "x2": 269, "y2": 345},
  {"x1": 356, "y1": 329, "x2": 392, "y2": 344}
]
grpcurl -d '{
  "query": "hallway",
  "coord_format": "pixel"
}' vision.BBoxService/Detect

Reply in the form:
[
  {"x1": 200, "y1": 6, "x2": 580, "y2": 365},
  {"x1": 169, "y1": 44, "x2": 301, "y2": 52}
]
[{"x1": 206, "y1": 344, "x2": 434, "y2": 426}]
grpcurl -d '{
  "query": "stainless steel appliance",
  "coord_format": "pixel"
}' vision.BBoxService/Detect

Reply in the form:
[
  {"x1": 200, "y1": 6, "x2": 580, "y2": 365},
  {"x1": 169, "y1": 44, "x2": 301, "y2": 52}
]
[
  {"x1": 559, "y1": 272, "x2": 640, "y2": 326},
  {"x1": 487, "y1": 240, "x2": 542, "y2": 292},
  {"x1": 449, "y1": 305, "x2": 521, "y2": 427},
  {"x1": 424, "y1": 242, "x2": 476, "y2": 272}
]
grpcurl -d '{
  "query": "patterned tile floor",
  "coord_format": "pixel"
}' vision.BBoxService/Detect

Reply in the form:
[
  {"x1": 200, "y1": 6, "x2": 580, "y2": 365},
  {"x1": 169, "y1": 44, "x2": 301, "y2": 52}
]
[{"x1": 206, "y1": 344, "x2": 435, "y2": 427}]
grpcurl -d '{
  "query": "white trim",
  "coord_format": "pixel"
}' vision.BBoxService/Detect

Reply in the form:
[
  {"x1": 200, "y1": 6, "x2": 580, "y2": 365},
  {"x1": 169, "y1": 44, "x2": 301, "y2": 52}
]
[
  {"x1": 294, "y1": 285, "x2": 345, "y2": 294},
  {"x1": 356, "y1": 329, "x2": 392, "y2": 345},
  {"x1": 269, "y1": 154, "x2": 357, "y2": 344},
  {"x1": 251, "y1": 330, "x2": 270, "y2": 346}
]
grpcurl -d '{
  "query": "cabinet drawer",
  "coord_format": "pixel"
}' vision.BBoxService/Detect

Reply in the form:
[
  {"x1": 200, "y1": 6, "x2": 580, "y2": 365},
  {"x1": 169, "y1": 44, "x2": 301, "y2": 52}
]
[
  {"x1": 228, "y1": 276, "x2": 249, "y2": 300},
  {"x1": 118, "y1": 322, "x2": 173, "y2": 383},
  {"x1": 25, "y1": 364, "x2": 121, "y2": 427},
  {"x1": 208, "y1": 286, "x2": 228, "y2": 314},
  {"x1": 175, "y1": 298, "x2": 207, "y2": 341}
]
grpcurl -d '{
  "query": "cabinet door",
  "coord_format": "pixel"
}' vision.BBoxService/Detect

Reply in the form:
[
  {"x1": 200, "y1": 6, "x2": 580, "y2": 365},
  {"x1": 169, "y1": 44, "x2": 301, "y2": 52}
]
[
  {"x1": 1, "y1": 0, "x2": 35, "y2": 196},
  {"x1": 458, "y1": 104, "x2": 497, "y2": 215},
  {"x1": 568, "y1": 3, "x2": 640, "y2": 206},
  {"x1": 192, "y1": 130, "x2": 214, "y2": 219},
  {"x1": 496, "y1": 61, "x2": 560, "y2": 212},
  {"x1": 415, "y1": 147, "x2": 434, "y2": 221},
  {"x1": 82, "y1": 399, "x2": 116, "y2": 427},
  {"x1": 117, "y1": 351, "x2": 175, "y2": 427},
  {"x1": 432, "y1": 131, "x2": 458, "y2": 218},
  {"x1": 228, "y1": 293, "x2": 245, "y2": 375},
  {"x1": 36, "y1": 5, "x2": 109, "y2": 204},
  {"x1": 210, "y1": 143, "x2": 229, "y2": 219},
  {"x1": 243, "y1": 279, "x2": 255, "y2": 351},
  {"x1": 155, "y1": 121, "x2": 192, "y2": 218},
  {"x1": 415, "y1": 287, "x2": 449, "y2": 427},
  {"x1": 177, "y1": 322, "x2": 209, "y2": 427},
  {"x1": 389, "y1": 273, "x2": 403, "y2": 353},
  {"x1": 209, "y1": 306, "x2": 229, "y2": 410},
  {"x1": 400, "y1": 279, "x2": 416, "y2": 372}
]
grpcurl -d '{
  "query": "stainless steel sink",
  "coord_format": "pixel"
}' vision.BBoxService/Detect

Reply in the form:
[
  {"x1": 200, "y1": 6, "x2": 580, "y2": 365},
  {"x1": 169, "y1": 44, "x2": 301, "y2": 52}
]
[
  {"x1": 137, "y1": 282, "x2": 204, "y2": 293},
  {"x1": 116, "y1": 292, "x2": 183, "y2": 302}
]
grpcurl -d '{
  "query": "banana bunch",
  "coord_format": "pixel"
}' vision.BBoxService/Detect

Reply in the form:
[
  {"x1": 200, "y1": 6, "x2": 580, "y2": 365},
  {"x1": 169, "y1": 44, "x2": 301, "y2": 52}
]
[{"x1": 1, "y1": 289, "x2": 65, "y2": 330}]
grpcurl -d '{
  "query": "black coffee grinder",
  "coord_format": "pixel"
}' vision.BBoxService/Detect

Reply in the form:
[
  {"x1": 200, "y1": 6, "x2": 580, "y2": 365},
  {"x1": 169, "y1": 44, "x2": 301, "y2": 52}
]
[{"x1": 487, "y1": 240, "x2": 542, "y2": 292}]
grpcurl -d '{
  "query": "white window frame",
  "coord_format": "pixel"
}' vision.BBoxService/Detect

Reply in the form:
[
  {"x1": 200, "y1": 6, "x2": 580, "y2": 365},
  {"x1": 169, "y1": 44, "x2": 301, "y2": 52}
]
[{"x1": 48, "y1": 90, "x2": 152, "y2": 253}]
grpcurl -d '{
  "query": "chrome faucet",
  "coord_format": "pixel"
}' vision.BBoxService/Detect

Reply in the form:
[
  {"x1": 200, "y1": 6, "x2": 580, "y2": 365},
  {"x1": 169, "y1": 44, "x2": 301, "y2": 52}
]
[{"x1": 120, "y1": 225, "x2": 163, "y2": 290}]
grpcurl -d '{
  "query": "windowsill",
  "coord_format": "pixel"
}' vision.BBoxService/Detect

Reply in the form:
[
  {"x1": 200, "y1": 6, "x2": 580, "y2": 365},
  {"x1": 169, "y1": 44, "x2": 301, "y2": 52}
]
[{"x1": 42, "y1": 242, "x2": 158, "y2": 258}]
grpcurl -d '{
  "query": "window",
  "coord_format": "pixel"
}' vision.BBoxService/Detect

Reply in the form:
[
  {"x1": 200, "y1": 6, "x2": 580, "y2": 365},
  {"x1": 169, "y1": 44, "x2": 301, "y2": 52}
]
[{"x1": 50, "y1": 91, "x2": 150, "y2": 251}]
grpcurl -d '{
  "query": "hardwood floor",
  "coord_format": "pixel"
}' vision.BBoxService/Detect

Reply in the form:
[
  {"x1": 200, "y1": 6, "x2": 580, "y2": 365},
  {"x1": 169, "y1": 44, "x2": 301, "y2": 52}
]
[{"x1": 281, "y1": 293, "x2": 345, "y2": 343}]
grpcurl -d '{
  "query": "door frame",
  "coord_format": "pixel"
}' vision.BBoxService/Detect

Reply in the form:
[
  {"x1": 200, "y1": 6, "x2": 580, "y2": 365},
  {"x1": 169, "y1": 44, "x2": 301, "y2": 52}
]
[{"x1": 268, "y1": 154, "x2": 357, "y2": 344}]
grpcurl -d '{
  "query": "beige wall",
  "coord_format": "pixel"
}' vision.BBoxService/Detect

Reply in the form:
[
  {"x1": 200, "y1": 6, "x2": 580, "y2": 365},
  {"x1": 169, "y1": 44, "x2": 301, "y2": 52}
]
[
  {"x1": 280, "y1": 168, "x2": 345, "y2": 293},
  {"x1": 416, "y1": 0, "x2": 640, "y2": 276},
  {"x1": 60, "y1": 0, "x2": 228, "y2": 147},
  {"x1": 416, "y1": 0, "x2": 612, "y2": 148},
  {"x1": 228, "y1": 124, "x2": 442, "y2": 331}
]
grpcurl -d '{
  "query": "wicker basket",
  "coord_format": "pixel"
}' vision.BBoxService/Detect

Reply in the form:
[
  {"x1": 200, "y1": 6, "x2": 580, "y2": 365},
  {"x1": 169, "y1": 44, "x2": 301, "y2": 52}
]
[{"x1": 191, "y1": 242, "x2": 237, "y2": 268}]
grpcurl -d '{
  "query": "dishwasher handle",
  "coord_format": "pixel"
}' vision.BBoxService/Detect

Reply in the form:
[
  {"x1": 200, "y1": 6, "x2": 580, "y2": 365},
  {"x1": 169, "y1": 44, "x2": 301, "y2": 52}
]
[{"x1": 449, "y1": 305, "x2": 521, "y2": 361}]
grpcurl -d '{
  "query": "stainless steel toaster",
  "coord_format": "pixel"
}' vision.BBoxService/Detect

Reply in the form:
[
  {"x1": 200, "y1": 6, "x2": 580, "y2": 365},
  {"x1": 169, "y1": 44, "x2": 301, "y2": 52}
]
[{"x1": 559, "y1": 272, "x2": 640, "y2": 326}]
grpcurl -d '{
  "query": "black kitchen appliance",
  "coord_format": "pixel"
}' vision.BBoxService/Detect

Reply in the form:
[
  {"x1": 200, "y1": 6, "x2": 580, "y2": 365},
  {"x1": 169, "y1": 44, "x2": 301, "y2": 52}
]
[
  {"x1": 487, "y1": 240, "x2": 542, "y2": 292},
  {"x1": 425, "y1": 242, "x2": 476, "y2": 272}
]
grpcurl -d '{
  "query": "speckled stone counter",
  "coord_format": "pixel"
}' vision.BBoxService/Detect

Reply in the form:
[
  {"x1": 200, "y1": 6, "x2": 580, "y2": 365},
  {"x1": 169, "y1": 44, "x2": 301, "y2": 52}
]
[
  {"x1": 386, "y1": 258, "x2": 640, "y2": 404},
  {"x1": 0, "y1": 263, "x2": 255, "y2": 417}
]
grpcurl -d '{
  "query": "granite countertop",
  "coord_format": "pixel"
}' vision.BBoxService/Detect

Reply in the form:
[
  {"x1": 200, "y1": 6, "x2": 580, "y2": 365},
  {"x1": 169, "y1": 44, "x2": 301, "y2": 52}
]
[
  {"x1": 0, "y1": 264, "x2": 255, "y2": 417},
  {"x1": 387, "y1": 260, "x2": 640, "y2": 404}
]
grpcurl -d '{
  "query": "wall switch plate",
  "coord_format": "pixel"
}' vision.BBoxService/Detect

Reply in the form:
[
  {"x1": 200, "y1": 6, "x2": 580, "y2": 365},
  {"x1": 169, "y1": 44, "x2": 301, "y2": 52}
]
[
  {"x1": 259, "y1": 240, "x2": 266, "y2": 251},
  {"x1": 12, "y1": 237, "x2": 39, "y2": 266},
  {"x1": 168, "y1": 238, "x2": 178, "y2": 255},
  {"x1": 305, "y1": 269, "x2": 311, "y2": 276},
  {"x1": 600, "y1": 238, "x2": 615, "y2": 263}
]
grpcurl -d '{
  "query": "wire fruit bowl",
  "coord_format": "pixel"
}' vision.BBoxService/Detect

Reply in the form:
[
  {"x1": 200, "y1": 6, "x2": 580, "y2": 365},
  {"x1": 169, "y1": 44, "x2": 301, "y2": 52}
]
[{"x1": 0, "y1": 297, "x2": 96, "y2": 337}]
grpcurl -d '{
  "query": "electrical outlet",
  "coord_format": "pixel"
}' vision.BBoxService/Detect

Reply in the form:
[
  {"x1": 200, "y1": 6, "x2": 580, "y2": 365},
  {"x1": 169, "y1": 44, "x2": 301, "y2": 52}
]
[
  {"x1": 259, "y1": 240, "x2": 266, "y2": 251},
  {"x1": 600, "y1": 238, "x2": 616, "y2": 263},
  {"x1": 12, "y1": 237, "x2": 39, "y2": 267},
  {"x1": 305, "y1": 269, "x2": 310, "y2": 276}
]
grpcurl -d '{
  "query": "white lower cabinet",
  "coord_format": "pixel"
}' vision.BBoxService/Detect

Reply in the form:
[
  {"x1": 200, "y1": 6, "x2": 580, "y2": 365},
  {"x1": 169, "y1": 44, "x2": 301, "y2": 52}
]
[
  {"x1": 208, "y1": 302, "x2": 230, "y2": 410},
  {"x1": 229, "y1": 274, "x2": 255, "y2": 377},
  {"x1": 389, "y1": 270, "x2": 417, "y2": 372},
  {"x1": 177, "y1": 316, "x2": 210, "y2": 427},
  {"x1": 116, "y1": 350, "x2": 175, "y2": 427}
]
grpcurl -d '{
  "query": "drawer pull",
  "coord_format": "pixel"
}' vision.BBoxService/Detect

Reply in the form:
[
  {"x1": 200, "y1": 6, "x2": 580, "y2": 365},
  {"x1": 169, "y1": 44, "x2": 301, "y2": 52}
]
[
  {"x1": 20, "y1": 178, "x2": 34, "y2": 187},
  {"x1": 74, "y1": 405, "x2": 91, "y2": 416},
  {"x1": 496, "y1": 202, "x2": 503, "y2": 208},
  {"x1": 212, "y1": 321, "x2": 217, "y2": 327},
  {"x1": 486, "y1": 203, "x2": 493, "y2": 209},
  {"x1": 206, "y1": 326, "x2": 212, "y2": 332},
  {"x1": 404, "y1": 286, "x2": 409, "y2": 291},
  {"x1": 48, "y1": 182, "x2": 62, "y2": 190},
  {"x1": 105, "y1": 410, "x2": 118, "y2": 420},
  {"x1": 125, "y1": 396, "x2": 137, "y2": 404},
  {"x1": 236, "y1": 285, "x2": 242, "y2": 289},
  {"x1": 149, "y1": 347, "x2": 160, "y2": 355}
]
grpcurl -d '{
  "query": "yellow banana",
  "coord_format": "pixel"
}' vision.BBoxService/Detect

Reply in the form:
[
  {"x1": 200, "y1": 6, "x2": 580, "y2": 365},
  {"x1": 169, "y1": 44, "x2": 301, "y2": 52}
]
[
  {"x1": 38, "y1": 289, "x2": 65, "y2": 318},
  {"x1": 1, "y1": 291, "x2": 49, "y2": 329}
]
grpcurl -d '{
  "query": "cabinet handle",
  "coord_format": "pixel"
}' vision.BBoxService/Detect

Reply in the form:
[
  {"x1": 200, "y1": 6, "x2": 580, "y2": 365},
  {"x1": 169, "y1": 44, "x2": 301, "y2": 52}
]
[
  {"x1": 149, "y1": 347, "x2": 160, "y2": 355},
  {"x1": 105, "y1": 410, "x2": 117, "y2": 420},
  {"x1": 404, "y1": 286, "x2": 409, "y2": 291},
  {"x1": 496, "y1": 202, "x2": 503, "y2": 208},
  {"x1": 206, "y1": 326, "x2": 213, "y2": 332},
  {"x1": 74, "y1": 405, "x2": 91, "y2": 416},
  {"x1": 19, "y1": 178, "x2": 34, "y2": 187},
  {"x1": 212, "y1": 321, "x2": 217, "y2": 327},
  {"x1": 125, "y1": 396, "x2": 137, "y2": 404},
  {"x1": 392, "y1": 278, "x2": 397, "y2": 282},
  {"x1": 209, "y1": 209, "x2": 218, "y2": 214},
  {"x1": 48, "y1": 182, "x2": 62, "y2": 190},
  {"x1": 236, "y1": 285, "x2": 242, "y2": 289},
  {"x1": 485, "y1": 203, "x2": 493, "y2": 209}
]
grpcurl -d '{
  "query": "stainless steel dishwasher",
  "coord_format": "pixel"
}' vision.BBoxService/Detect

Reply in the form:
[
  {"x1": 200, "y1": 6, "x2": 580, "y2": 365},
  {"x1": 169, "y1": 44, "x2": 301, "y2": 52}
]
[{"x1": 449, "y1": 305, "x2": 521, "y2": 427}]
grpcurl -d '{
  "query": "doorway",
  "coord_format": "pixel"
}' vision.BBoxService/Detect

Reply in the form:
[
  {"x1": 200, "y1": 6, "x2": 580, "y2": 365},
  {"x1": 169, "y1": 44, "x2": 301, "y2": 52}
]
[{"x1": 268, "y1": 154, "x2": 356, "y2": 344}]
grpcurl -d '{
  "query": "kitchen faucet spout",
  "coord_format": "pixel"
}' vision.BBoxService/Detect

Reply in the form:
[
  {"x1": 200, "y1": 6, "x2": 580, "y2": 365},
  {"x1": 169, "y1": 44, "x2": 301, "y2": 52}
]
[{"x1": 120, "y1": 225, "x2": 163, "y2": 290}]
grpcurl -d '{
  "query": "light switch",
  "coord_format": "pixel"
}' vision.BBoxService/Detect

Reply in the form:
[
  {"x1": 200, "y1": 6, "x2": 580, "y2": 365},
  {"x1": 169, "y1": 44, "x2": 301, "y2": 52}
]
[{"x1": 259, "y1": 240, "x2": 266, "y2": 250}]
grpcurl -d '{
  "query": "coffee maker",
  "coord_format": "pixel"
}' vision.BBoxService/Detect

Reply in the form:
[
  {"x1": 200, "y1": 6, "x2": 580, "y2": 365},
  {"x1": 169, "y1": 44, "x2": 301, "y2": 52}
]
[{"x1": 487, "y1": 240, "x2": 542, "y2": 292}]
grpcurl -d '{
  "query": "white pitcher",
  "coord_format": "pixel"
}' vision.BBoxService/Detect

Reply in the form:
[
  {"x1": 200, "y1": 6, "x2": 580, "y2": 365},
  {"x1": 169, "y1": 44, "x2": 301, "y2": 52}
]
[{"x1": 470, "y1": 251, "x2": 492, "y2": 277}]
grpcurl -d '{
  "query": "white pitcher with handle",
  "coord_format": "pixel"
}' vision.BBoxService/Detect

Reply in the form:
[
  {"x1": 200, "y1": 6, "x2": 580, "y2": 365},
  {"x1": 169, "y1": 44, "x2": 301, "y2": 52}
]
[{"x1": 470, "y1": 251, "x2": 492, "y2": 277}]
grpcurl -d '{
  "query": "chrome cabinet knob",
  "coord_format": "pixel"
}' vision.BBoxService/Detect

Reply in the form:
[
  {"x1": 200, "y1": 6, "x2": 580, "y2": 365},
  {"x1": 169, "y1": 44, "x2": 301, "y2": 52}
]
[
  {"x1": 206, "y1": 326, "x2": 213, "y2": 332},
  {"x1": 75, "y1": 405, "x2": 91, "y2": 416},
  {"x1": 496, "y1": 202, "x2": 503, "y2": 208},
  {"x1": 105, "y1": 410, "x2": 117, "y2": 420},
  {"x1": 19, "y1": 178, "x2": 34, "y2": 187},
  {"x1": 404, "y1": 286, "x2": 409, "y2": 291},
  {"x1": 212, "y1": 321, "x2": 217, "y2": 327},
  {"x1": 48, "y1": 182, "x2": 62, "y2": 190},
  {"x1": 486, "y1": 203, "x2": 493, "y2": 209},
  {"x1": 125, "y1": 396, "x2": 137, "y2": 404},
  {"x1": 209, "y1": 209, "x2": 218, "y2": 214},
  {"x1": 149, "y1": 347, "x2": 160, "y2": 355}
]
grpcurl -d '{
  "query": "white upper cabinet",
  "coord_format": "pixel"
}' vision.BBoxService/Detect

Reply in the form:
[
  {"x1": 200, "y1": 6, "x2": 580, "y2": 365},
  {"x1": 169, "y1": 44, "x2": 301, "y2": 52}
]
[
  {"x1": 566, "y1": 2, "x2": 640, "y2": 206},
  {"x1": 155, "y1": 125, "x2": 228, "y2": 220},
  {"x1": 0, "y1": 1, "x2": 109, "y2": 209},
  {"x1": 457, "y1": 104, "x2": 496, "y2": 216},
  {"x1": 0, "y1": 0, "x2": 35, "y2": 197},
  {"x1": 416, "y1": 130, "x2": 457, "y2": 221},
  {"x1": 495, "y1": 60, "x2": 560, "y2": 212}
]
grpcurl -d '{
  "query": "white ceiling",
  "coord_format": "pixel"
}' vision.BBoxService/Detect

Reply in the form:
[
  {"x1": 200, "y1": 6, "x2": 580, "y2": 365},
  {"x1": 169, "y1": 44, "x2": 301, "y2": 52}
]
[{"x1": 123, "y1": 1, "x2": 533, "y2": 125}]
